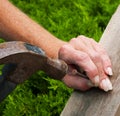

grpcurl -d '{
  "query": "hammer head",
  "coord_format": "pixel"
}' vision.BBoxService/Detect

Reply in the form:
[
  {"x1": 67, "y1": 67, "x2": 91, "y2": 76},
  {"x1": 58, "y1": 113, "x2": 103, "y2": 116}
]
[
  {"x1": 0, "y1": 41, "x2": 68, "y2": 101},
  {"x1": 0, "y1": 41, "x2": 68, "y2": 84}
]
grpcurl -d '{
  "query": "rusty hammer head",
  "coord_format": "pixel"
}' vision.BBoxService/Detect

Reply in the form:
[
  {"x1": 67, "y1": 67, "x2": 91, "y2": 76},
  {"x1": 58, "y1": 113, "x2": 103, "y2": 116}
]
[
  {"x1": 0, "y1": 41, "x2": 88, "y2": 101},
  {"x1": 0, "y1": 41, "x2": 68, "y2": 84}
]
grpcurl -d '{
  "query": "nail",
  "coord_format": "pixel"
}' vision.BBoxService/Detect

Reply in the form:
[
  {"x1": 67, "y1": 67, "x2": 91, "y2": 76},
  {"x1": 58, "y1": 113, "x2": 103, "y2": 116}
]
[
  {"x1": 100, "y1": 78, "x2": 113, "y2": 92},
  {"x1": 107, "y1": 67, "x2": 113, "y2": 76},
  {"x1": 106, "y1": 78, "x2": 113, "y2": 90},
  {"x1": 93, "y1": 75, "x2": 100, "y2": 87}
]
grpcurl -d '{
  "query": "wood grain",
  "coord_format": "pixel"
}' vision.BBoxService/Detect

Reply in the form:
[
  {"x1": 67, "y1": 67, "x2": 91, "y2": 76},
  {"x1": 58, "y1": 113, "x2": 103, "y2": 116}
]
[{"x1": 61, "y1": 5, "x2": 120, "y2": 116}]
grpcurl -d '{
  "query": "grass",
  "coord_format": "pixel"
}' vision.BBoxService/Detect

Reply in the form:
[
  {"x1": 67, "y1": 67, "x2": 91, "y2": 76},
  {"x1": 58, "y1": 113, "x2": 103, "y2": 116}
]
[{"x1": 0, "y1": 0, "x2": 120, "y2": 115}]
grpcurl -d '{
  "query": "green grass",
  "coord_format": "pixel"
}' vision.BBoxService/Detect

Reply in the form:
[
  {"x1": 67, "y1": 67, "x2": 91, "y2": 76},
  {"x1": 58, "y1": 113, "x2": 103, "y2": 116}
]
[{"x1": 0, "y1": 0, "x2": 120, "y2": 116}]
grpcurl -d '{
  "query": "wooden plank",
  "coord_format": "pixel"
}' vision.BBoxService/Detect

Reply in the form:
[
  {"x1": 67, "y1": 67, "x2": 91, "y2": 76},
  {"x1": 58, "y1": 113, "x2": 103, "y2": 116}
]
[{"x1": 61, "y1": 5, "x2": 120, "y2": 116}]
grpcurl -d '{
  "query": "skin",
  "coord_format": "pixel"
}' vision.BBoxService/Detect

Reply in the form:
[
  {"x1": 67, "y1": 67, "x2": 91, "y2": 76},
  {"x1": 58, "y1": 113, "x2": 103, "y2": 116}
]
[
  {"x1": 59, "y1": 36, "x2": 112, "y2": 91},
  {"x1": 0, "y1": 0, "x2": 113, "y2": 91}
]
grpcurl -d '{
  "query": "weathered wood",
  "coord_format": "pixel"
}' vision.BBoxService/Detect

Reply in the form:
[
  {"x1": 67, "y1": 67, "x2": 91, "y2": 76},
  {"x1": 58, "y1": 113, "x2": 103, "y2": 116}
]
[{"x1": 61, "y1": 5, "x2": 120, "y2": 116}]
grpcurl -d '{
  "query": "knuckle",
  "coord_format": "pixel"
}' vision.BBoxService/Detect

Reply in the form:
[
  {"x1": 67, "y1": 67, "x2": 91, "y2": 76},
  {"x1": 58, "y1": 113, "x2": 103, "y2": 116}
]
[
  {"x1": 70, "y1": 38, "x2": 77, "y2": 43},
  {"x1": 59, "y1": 45, "x2": 69, "y2": 55},
  {"x1": 59, "y1": 45, "x2": 67, "y2": 51},
  {"x1": 87, "y1": 68, "x2": 98, "y2": 78},
  {"x1": 76, "y1": 52, "x2": 89, "y2": 62},
  {"x1": 77, "y1": 35, "x2": 85, "y2": 38},
  {"x1": 91, "y1": 52, "x2": 100, "y2": 60},
  {"x1": 90, "y1": 38, "x2": 95, "y2": 43},
  {"x1": 59, "y1": 44, "x2": 73, "y2": 59},
  {"x1": 88, "y1": 68, "x2": 97, "y2": 74},
  {"x1": 103, "y1": 57, "x2": 110, "y2": 63},
  {"x1": 99, "y1": 49, "x2": 107, "y2": 55},
  {"x1": 102, "y1": 56, "x2": 111, "y2": 67}
]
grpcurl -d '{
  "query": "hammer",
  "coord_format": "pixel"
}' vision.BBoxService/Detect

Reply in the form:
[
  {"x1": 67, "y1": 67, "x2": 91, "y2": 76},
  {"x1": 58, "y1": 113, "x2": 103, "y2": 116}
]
[{"x1": 0, "y1": 41, "x2": 88, "y2": 102}]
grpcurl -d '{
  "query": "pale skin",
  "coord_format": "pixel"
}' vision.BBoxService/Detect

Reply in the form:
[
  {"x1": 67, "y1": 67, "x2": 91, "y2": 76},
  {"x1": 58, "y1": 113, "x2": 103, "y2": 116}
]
[{"x1": 0, "y1": 0, "x2": 113, "y2": 91}]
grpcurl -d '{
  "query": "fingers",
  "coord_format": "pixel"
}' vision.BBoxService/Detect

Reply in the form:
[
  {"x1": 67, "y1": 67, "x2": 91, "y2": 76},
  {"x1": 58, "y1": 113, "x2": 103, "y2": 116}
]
[
  {"x1": 83, "y1": 38, "x2": 113, "y2": 91},
  {"x1": 78, "y1": 35, "x2": 112, "y2": 76},
  {"x1": 62, "y1": 74, "x2": 94, "y2": 91},
  {"x1": 59, "y1": 35, "x2": 113, "y2": 91},
  {"x1": 59, "y1": 45, "x2": 99, "y2": 85},
  {"x1": 90, "y1": 39, "x2": 113, "y2": 76}
]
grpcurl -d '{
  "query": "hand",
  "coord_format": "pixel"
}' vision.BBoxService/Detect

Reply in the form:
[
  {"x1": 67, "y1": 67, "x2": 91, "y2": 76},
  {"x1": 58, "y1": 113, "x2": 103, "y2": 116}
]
[{"x1": 58, "y1": 35, "x2": 113, "y2": 91}]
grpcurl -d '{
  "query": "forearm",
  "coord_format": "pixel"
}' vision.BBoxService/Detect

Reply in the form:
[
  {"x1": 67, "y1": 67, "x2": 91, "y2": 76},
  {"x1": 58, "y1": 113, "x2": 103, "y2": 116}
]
[{"x1": 0, "y1": 0, "x2": 66, "y2": 58}]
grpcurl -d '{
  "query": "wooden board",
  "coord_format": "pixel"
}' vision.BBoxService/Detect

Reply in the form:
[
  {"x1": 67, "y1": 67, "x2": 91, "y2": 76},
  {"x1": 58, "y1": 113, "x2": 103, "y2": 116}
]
[{"x1": 61, "y1": 5, "x2": 120, "y2": 116}]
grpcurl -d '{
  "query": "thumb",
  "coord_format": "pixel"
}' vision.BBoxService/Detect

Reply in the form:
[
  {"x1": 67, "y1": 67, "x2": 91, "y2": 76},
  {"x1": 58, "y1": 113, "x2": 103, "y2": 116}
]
[{"x1": 62, "y1": 74, "x2": 94, "y2": 91}]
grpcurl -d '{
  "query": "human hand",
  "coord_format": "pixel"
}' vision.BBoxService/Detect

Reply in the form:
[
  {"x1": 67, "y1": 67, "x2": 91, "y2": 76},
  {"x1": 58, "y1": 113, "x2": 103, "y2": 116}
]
[{"x1": 58, "y1": 35, "x2": 113, "y2": 91}]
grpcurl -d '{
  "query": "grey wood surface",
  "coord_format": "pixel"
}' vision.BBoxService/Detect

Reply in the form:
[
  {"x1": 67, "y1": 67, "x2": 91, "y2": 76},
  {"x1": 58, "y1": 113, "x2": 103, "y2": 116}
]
[{"x1": 61, "y1": 5, "x2": 120, "y2": 116}]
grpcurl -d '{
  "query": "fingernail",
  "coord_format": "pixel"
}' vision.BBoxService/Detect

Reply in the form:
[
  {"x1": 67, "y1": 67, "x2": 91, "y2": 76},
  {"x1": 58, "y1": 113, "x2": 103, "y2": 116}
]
[
  {"x1": 107, "y1": 67, "x2": 113, "y2": 76},
  {"x1": 87, "y1": 81, "x2": 95, "y2": 87},
  {"x1": 93, "y1": 75, "x2": 100, "y2": 87},
  {"x1": 100, "y1": 78, "x2": 113, "y2": 92},
  {"x1": 106, "y1": 78, "x2": 113, "y2": 90}
]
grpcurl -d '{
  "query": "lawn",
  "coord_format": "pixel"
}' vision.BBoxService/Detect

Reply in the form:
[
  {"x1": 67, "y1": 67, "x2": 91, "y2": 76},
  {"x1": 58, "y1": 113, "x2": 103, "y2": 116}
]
[{"x1": 0, "y1": 0, "x2": 120, "y2": 116}]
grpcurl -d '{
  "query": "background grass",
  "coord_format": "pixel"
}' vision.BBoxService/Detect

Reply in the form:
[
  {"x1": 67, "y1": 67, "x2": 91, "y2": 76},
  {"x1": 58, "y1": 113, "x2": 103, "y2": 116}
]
[{"x1": 0, "y1": 0, "x2": 120, "y2": 116}]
